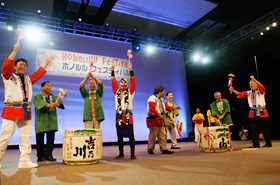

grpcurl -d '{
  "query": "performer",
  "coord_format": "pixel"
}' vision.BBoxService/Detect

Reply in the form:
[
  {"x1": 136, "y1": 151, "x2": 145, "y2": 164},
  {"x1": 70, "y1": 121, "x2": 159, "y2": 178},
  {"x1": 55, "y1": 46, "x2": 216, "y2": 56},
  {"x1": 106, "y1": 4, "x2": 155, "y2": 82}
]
[
  {"x1": 230, "y1": 76, "x2": 272, "y2": 148},
  {"x1": 211, "y1": 92, "x2": 233, "y2": 126},
  {"x1": 146, "y1": 86, "x2": 181, "y2": 154},
  {"x1": 192, "y1": 108, "x2": 205, "y2": 143},
  {"x1": 111, "y1": 64, "x2": 136, "y2": 159},
  {"x1": 163, "y1": 92, "x2": 180, "y2": 149},
  {"x1": 79, "y1": 72, "x2": 104, "y2": 129},
  {"x1": 239, "y1": 126, "x2": 248, "y2": 141},
  {"x1": 33, "y1": 81, "x2": 64, "y2": 162},
  {"x1": 207, "y1": 103, "x2": 218, "y2": 126},
  {"x1": 0, "y1": 42, "x2": 54, "y2": 169}
]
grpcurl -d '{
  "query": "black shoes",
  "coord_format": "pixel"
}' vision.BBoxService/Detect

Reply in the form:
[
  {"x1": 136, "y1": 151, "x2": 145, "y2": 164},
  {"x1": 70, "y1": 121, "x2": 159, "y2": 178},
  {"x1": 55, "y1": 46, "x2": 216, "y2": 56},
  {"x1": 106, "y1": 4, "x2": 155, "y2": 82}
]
[
  {"x1": 115, "y1": 154, "x2": 124, "y2": 159},
  {"x1": 249, "y1": 145, "x2": 260, "y2": 148},
  {"x1": 171, "y1": 147, "x2": 181, "y2": 149},
  {"x1": 263, "y1": 144, "x2": 272, "y2": 148},
  {"x1": 44, "y1": 156, "x2": 56, "y2": 161},
  {"x1": 162, "y1": 150, "x2": 174, "y2": 154},
  {"x1": 147, "y1": 150, "x2": 154, "y2": 154}
]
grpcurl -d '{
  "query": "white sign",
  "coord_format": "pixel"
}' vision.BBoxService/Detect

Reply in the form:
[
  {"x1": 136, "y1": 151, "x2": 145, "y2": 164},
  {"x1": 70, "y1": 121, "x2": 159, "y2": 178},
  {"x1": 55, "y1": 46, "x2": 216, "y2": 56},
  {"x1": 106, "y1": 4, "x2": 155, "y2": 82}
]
[{"x1": 36, "y1": 48, "x2": 131, "y2": 80}]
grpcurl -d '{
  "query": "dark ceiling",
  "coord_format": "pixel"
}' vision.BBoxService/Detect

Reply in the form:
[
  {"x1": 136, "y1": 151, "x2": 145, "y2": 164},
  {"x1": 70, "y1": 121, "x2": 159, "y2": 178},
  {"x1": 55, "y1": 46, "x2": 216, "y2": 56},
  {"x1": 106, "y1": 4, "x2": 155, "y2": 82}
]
[{"x1": 50, "y1": 0, "x2": 280, "y2": 48}]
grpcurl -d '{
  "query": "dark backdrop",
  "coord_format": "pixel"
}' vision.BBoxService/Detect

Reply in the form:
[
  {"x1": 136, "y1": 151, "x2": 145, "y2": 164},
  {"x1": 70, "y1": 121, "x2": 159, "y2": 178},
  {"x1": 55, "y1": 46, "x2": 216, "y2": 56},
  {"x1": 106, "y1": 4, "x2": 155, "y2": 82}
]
[{"x1": 184, "y1": 26, "x2": 279, "y2": 140}]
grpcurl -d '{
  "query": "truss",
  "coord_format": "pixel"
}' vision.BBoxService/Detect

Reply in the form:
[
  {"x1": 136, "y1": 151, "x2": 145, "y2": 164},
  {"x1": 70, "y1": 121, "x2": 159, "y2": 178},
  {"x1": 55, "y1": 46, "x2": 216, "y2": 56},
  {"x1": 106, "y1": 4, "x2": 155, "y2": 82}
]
[
  {"x1": 0, "y1": 8, "x2": 192, "y2": 53},
  {"x1": 209, "y1": 7, "x2": 280, "y2": 51}
]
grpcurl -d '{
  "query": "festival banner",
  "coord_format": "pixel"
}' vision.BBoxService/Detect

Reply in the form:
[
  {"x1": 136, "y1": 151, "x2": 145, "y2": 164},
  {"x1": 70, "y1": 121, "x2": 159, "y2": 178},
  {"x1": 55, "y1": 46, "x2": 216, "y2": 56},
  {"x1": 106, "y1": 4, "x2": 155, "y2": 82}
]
[{"x1": 36, "y1": 48, "x2": 131, "y2": 80}]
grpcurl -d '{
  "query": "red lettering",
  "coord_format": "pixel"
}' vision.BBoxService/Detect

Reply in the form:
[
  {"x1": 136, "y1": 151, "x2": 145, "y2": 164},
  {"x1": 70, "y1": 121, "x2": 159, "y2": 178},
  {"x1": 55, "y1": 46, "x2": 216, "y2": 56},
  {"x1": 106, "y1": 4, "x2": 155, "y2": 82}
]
[
  {"x1": 124, "y1": 61, "x2": 128, "y2": 68},
  {"x1": 78, "y1": 56, "x2": 82, "y2": 62},
  {"x1": 102, "y1": 58, "x2": 106, "y2": 65},
  {"x1": 68, "y1": 54, "x2": 72, "y2": 60},
  {"x1": 62, "y1": 53, "x2": 67, "y2": 61}
]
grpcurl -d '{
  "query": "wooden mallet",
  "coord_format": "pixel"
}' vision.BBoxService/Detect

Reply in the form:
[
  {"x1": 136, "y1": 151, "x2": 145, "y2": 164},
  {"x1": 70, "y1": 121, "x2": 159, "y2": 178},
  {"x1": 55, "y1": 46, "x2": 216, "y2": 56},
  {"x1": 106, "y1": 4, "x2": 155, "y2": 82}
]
[{"x1": 228, "y1": 73, "x2": 235, "y2": 94}]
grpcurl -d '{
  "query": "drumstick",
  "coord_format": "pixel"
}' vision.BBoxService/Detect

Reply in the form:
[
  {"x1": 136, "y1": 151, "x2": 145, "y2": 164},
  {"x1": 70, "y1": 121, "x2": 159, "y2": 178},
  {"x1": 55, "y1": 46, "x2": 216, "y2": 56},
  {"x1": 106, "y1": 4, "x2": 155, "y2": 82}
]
[
  {"x1": 89, "y1": 61, "x2": 94, "y2": 72},
  {"x1": 127, "y1": 49, "x2": 133, "y2": 65},
  {"x1": 16, "y1": 28, "x2": 23, "y2": 44}
]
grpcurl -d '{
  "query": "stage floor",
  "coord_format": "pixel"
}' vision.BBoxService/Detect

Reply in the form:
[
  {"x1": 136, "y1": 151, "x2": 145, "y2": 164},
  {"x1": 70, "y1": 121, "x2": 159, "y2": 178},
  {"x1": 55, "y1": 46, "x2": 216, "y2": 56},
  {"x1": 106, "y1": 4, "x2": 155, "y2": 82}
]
[{"x1": 1, "y1": 140, "x2": 280, "y2": 185}]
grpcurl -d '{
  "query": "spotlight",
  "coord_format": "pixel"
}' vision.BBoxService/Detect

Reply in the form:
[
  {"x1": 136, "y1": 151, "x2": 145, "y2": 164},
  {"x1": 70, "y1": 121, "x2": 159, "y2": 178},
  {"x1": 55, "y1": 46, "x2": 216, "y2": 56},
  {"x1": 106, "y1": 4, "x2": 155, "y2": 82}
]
[
  {"x1": 37, "y1": 9, "x2": 42, "y2": 14},
  {"x1": 146, "y1": 45, "x2": 154, "y2": 53},
  {"x1": 7, "y1": 25, "x2": 13, "y2": 31},
  {"x1": 132, "y1": 27, "x2": 137, "y2": 33},
  {"x1": 105, "y1": 22, "x2": 109, "y2": 27},
  {"x1": 266, "y1": 26, "x2": 270, "y2": 30},
  {"x1": 131, "y1": 40, "x2": 140, "y2": 52},
  {"x1": 193, "y1": 54, "x2": 200, "y2": 62},
  {"x1": 25, "y1": 26, "x2": 43, "y2": 42},
  {"x1": 78, "y1": 18, "x2": 82, "y2": 22},
  {"x1": 202, "y1": 57, "x2": 209, "y2": 64},
  {"x1": 272, "y1": 22, "x2": 277, "y2": 27},
  {"x1": 260, "y1": 32, "x2": 264, "y2": 35},
  {"x1": 1, "y1": 2, "x2": 5, "y2": 7},
  {"x1": 6, "y1": 19, "x2": 18, "y2": 31}
]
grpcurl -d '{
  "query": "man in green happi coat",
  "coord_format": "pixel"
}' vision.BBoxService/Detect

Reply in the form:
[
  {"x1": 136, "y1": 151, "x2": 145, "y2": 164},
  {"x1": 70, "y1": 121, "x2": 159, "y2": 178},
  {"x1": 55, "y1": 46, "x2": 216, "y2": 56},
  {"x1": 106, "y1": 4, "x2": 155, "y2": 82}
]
[
  {"x1": 33, "y1": 81, "x2": 65, "y2": 162},
  {"x1": 211, "y1": 92, "x2": 233, "y2": 126},
  {"x1": 79, "y1": 72, "x2": 104, "y2": 129},
  {"x1": 163, "y1": 92, "x2": 180, "y2": 149}
]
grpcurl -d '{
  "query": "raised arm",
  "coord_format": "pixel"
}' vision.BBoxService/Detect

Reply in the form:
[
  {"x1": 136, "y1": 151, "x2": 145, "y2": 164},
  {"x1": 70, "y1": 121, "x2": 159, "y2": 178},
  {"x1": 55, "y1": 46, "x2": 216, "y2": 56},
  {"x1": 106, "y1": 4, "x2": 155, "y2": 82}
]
[
  {"x1": 111, "y1": 65, "x2": 118, "y2": 94},
  {"x1": 79, "y1": 72, "x2": 91, "y2": 89},
  {"x1": 1, "y1": 43, "x2": 20, "y2": 80},
  {"x1": 129, "y1": 63, "x2": 136, "y2": 94}
]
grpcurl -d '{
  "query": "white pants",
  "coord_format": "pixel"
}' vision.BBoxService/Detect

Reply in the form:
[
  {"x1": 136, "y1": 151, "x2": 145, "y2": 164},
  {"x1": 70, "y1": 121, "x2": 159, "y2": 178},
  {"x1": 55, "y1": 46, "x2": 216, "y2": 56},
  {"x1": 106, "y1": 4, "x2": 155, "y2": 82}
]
[
  {"x1": 84, "y1": 117, "x2": 101, "y2": 129},
  {"x1": 0, "y1": 119, "x2": 32, "y2": 161},
  {"x1": 194, "y1": 125, "x2": 202, "y2": 143}
]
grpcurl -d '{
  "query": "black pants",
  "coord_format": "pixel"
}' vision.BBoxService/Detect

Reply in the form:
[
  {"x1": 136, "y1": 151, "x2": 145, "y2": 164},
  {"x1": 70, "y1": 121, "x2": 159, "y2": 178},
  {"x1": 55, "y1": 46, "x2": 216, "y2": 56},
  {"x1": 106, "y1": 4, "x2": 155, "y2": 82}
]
[
  {"x1": 117, "y1": 136, "x2": 135, "y2": 156},
  {"x1": 36, "y1": 131, "x2": 55, "y2": 158},
  {"x1": 249, "y1": 118, "x2": 271, "y2": 147}
]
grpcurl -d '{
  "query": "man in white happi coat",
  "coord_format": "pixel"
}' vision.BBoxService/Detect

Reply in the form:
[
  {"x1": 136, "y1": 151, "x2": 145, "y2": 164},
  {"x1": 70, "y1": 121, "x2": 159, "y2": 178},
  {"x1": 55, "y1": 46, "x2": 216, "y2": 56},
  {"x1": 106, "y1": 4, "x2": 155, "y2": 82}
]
[{"x1": 0, "y1": 42, "x2": 54, "y2": 169}]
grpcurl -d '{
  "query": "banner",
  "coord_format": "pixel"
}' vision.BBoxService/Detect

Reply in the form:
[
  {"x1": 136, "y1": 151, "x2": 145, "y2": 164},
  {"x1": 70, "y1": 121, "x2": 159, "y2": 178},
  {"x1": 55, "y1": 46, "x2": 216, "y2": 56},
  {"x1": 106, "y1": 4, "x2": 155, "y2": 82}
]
[{"x1": 36, "y1": 48, "x2": 131, "y2": 80}]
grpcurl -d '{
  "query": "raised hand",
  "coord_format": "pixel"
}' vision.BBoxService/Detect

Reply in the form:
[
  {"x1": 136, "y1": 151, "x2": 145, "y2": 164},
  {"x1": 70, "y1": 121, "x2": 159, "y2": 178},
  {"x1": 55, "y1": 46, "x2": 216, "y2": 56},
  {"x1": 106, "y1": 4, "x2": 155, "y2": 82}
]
[{"x1": 111, "y1": 65, "x2": 115, "y2": 71}]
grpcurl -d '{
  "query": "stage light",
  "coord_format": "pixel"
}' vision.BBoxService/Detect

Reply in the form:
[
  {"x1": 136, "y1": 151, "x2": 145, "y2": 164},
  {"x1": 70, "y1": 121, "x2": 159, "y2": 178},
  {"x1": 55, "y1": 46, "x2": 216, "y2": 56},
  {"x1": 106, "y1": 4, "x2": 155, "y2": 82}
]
[
  {"x1": 193, "y1": 54, "x2": 200, "y2": 62},
  {"x1": 25, "y1": 26, "x2": 44, "y2": 42},
  {"x1": 0, "y1": 2, "x2": 5, "y2": 7},
  {"x1": 132, "y1": 27, "x2": 137, "y2": 33},
  {"x1": 266, "y1": 26, "x2": 270, "y2": 30},
  {"x1": 260, "y1": 32, "x2": 264, "y2": 35},
  {"x1": 37, "y1": 9, "x2": 42, "y2": 14},
  {"x1": 146, "y1": 45, "x2": 154, "y2": 53},
  {"x1": 272, "y1": 22, "x2": 277, "y2": 27},
  {"x1": 7, "y1": 25, "x2": 13, "y2": 31},
  {"x1": 6, "y1": 19, "x2": 18, "y2": 31},
  {"x1": 132, "y1": 40, "x2": 140, "y2": 52},
  {"x1": 78, "y1": 18, "x2": 82, "y2": 22},
  {"x1": 105, "y1": 22, "x2": 109, "y2": 27},
  {"x1": 202, "y1": 57, "x2": 209, "y2": 64}
]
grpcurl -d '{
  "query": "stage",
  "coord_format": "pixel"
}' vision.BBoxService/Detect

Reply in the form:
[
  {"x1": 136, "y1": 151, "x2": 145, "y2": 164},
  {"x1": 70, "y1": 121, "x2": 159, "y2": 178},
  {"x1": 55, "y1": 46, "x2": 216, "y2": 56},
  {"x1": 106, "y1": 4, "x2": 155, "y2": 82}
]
[{"x1": 1, "y1": 140, "x2": 280, "y2": 184}]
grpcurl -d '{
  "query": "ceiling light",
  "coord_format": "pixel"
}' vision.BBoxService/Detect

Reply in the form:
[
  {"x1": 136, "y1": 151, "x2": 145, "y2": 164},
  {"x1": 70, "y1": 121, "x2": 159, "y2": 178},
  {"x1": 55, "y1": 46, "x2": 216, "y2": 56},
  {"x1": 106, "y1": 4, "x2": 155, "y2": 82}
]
[
  {"x1": 7, "y1": 25, "x2": 13, "y2": 31},
  {"x1": 0, "y1": 2, "x2": 5, "y2": 7},
  {"x1": 133, "y1": 27, "x2": 137, "y2": 33},
  {"x1": 78, "y1": 18, "x2": 82, "y2": 22},
  {"x1": 37, "y1": 9, "x2": 42, "y2": 14},
  {"x1": 260, "y1": 32, "x2": 264, "y2": 35},
  {"x1": 272, "y1": 22, "x2": 277, "y2": 27},
  {"x1": 266, "y1": 26, "x2": 270, "y2": 30}
]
